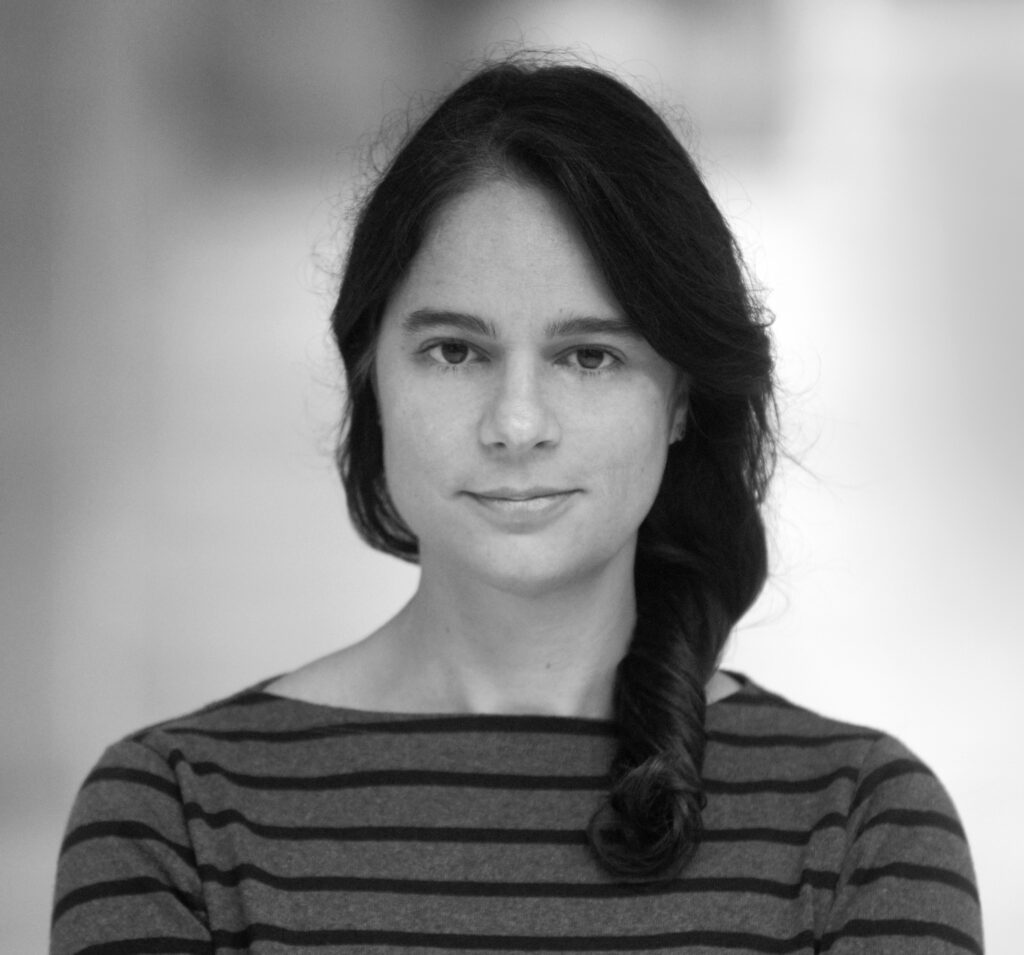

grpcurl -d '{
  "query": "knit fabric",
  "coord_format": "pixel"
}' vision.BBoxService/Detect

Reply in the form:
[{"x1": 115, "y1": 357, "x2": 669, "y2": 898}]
[{"x1": 52, "y1": 675, "x2": 982, "y2": 954}]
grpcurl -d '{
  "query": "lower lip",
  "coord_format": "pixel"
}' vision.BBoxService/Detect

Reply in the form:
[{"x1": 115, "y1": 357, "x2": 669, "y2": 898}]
[{"x1": 467, "y1": 492, "x2": 577, "y2": 523}]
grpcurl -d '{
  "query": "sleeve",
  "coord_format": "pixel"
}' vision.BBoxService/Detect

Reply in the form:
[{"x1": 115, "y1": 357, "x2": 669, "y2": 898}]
[
  {"x1": 820, "y1": 735, "x2": 983, "y2": 954},
  {"x1": 50, "y1": 738, "x2": 212, "y2": 955}
]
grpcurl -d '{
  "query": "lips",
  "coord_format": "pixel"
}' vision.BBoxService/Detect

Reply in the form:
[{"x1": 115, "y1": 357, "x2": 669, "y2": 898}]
[
  {"x1": 464, "y1": 487, "x2": 579, "y2": 523},
  {"x1": 469, "y1": 487, "x2": 575, "y2": 501}
]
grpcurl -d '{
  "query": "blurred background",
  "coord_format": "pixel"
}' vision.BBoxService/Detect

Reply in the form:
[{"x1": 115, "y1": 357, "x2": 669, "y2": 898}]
[{"x1": 3, "y1": 0, "x2": 1021, "y2": 950}]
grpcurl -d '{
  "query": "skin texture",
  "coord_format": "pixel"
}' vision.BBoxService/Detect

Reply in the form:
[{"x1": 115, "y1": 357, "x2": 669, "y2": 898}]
[{"x1": 271, "y1": 178, "x2": 737, "y2": 717}]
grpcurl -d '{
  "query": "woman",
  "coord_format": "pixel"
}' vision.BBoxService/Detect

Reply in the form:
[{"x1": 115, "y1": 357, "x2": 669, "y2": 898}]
[{"x1": 52, "y1": 58, "x2": 982, "y2": 954}]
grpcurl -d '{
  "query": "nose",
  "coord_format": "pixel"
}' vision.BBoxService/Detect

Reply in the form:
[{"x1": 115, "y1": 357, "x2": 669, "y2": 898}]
[{"x1": 478, "y1": 357, "x2": 560, "y2": 452}]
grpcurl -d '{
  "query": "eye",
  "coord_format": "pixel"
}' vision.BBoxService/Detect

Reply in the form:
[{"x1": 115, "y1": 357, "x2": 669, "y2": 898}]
[
  {"x1": 425, "y1": 341, "x2": 474, "y2": 365},
  {"x1": 566, "y1": 347, "x2": 619, "y2": 372}
]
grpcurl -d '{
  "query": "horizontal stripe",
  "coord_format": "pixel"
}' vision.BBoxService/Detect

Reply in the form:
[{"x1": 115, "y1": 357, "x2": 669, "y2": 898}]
[
  {"x1": 63, "y1": 805, "x2": 945, "y2": 859},
  {"x1": 183, "y1": 804, "x2": 589, "y2": 844},
  {"x1": 709, "y1": 807, "x2": 964, "y2": 848},
  {"x1": 162, "y1": 715, "x2": 615, "y2": 742},
  {"x1": 195, "y1": 863, "x2": 839, "y2": 899},
  {"x1": 706, "y1": 729, "x2": 878, "y2": 747},
  {"x1": 205, "y1": 923, "x2": 819, "y2": 952},
  {"x1": 706, "y1": 766, "x2": 858, "y2": 795},
  {"x1": 169, "y1": 750, "x2": 609, "y2": 791},
  {"x1": 203, "y1": 691, "x2": 283, "y2": 713},
  {"x1": 180, "y1": 802, "x2": 851, "y2": 848},
  {"x1": 169, "y1": 750, "x2": 862, "y2": 797},
  {"x1": 159, "y1": 723, "x2": 877, "y2": 748},
  {"x1": 52, "y1": 876, "x2": 203, "y2": 925},
  {"x1": 850, "y1": 759, "x2": 930, "y2": 813},
  {"x1": 819, "y1": 917, "x2": 982, "y2": 955},
  {"x1": 716, "y1": 692, "x2": 795, "y2": 710},
  {"x1": 848, "y1": 861, "x2": 980, "y2": 903},
  {"x1": 66, "y1": 802, "x2": 959, "y2": 856},
  {"x1": 703, "y1": 812, "x2": 848, "y2": 845},
  {"x1": 61, "y1": 820, "x2": 195, "y2": 864},
  {"x1": 77, "y1": 938, "x2": 209, "y2": 955},
  {"x1": 858, "y1": 807, "x2": 966, "y2": 840},
  {"x1": 84, "y1": 766, "x2": 179, "y2": 799},
  {"x1": 122, "y1": 690, "x2": 284, "y2": 740}
]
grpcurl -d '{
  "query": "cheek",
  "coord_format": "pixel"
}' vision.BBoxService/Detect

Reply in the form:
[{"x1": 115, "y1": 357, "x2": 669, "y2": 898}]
[
  {"x1": 588, "y1": 409, "x2": 670, "y2": 506},
  {"x1": 379, "y1": 392, "x2": 460, "y2": 502}
]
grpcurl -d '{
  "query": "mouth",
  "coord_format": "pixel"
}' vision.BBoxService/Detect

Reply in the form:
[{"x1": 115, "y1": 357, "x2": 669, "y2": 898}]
[
  {"x1": 469, "y1": 487, "x2": 577, "y2": 502},
  {"x1": 464, "y1": 487, "x2": 579, "y2": 520}
]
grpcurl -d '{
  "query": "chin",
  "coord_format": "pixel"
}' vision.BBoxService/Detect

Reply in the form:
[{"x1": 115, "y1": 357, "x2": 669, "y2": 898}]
[{"x1": 457, "y1": 538, "x2": 634, "y2": 599}]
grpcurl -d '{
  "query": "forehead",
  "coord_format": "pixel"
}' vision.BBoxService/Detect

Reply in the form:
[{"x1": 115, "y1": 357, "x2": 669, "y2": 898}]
[{"x1": 385, "y1": 179, "x2": 624, "y2": 328}]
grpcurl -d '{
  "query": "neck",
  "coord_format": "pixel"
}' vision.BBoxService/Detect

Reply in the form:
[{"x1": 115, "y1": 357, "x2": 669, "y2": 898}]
[{"x1": 382, "y1": 558, "x2": 637, "y2": 719}]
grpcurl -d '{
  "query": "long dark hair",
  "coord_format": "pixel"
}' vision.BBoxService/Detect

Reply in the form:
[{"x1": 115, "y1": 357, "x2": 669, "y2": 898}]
[{"x1": 330, "y1": 55, "x2": 777, "y2": 880}]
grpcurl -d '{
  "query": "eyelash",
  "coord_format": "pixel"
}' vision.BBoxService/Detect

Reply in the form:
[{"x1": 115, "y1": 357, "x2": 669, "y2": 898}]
[{"x1": 419, "y1": 340, "x2": 622, "y2": 375}]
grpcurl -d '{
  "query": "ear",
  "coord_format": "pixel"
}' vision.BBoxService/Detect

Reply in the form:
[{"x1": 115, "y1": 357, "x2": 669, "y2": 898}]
[
  {"x1": 669, "y1": 375, "x2": 690, "y2": 444},
  {"x1": 670, "y1": 415, "x2": 687, "y2": 444}
]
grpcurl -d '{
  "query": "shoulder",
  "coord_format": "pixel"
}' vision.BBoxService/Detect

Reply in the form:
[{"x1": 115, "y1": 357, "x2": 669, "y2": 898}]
[
  {"x1": 114, "y1": 678, "x2": 278, "y2": 745},
  {"x1": 60, "y1": 677, "x2": 344, "y2": 880},
  {"x1": 710, "y1": 675, "x2": 965, "y2": 817},
  {"x1": 65, "y1": 677, "x2": 351, "y2": 811},
  {"x1": 709, "y1": 676, "x2": 981, "y2": 952},
  {"x1": 706, "y1": 676, "x2": 975, "y2": 883},
  {"x1": 66, "y1": 680, "x2": 287, "y2": 810},
  {"x1": 50, "y1": 690, "x2": 293, "y2": 953},
  {"x1": 707, "y1": 674, "x2": 887, "y2": 777},
  {"x1": 53, "y1": 683, "x2": 304, "y2": 952},
  {"x1": 128, "y1": 676, "x2": 290, "y2": 738}
]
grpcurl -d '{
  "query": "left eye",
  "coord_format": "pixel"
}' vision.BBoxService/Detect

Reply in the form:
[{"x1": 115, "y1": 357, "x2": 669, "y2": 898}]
[
  {"x1": 568, "y1": 348, "x2": 616, "y2": 371},
  {"x1": 426, "y1": 341, "x2": 474, "y2": 365}
]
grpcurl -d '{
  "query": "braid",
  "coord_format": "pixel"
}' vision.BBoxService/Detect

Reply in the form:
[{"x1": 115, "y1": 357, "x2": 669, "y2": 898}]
[
  {"x1": 587, "y1": 556, "x2": 721, "y2": 880},
  {"x1": 587, "y1": 424, "x2": 771, "y2": 881}
]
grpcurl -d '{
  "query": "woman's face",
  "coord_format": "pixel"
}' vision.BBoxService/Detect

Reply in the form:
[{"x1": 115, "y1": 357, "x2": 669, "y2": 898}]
[{"x1": 373, "y1": 179, "x2": 686, "y2": 596}]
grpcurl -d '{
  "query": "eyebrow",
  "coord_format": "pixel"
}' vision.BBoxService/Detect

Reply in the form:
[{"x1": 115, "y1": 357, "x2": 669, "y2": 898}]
[
  {"x1": 402, "y1": 309, "x2": 497, "y2": 337},
  {"x1": 401, "y1": 309, "x2": 641, "y2": 340},
  {"x1": 546, "y1": 316, "x2": 641, "y2": 339}
]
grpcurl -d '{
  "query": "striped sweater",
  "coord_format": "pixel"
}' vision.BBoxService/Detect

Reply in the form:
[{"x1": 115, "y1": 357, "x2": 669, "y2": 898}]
[{"x1": 52, "y1": 675, "x2": 982, "y2": 954}]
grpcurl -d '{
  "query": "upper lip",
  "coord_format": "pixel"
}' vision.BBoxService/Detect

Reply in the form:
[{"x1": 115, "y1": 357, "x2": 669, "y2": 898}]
[{"x1": 468, "y1": 487, "x2": 576, "y2": 501}]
